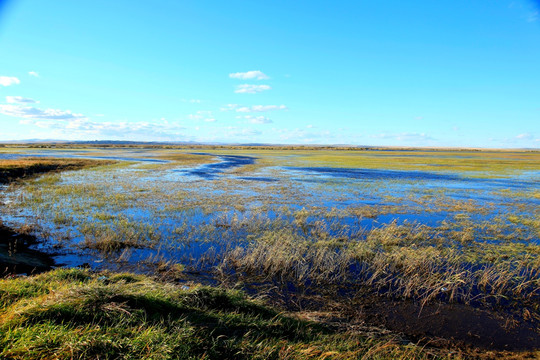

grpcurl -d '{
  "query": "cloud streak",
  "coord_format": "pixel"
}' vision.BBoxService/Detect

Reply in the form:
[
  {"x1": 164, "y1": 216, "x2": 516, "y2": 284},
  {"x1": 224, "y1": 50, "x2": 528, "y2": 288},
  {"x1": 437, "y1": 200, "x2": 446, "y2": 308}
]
[
  {"x1": 223, "y1": 126, "x2": 262, "y2": 137},
  {"x1": 188, "y1": 110, "x2": 216, "y2": 122},
  {"x1": 19, "y1": 118, "x2": 187, "y2": 141},
  {"x1": 527, "y1": 10, "x2": 538, "y2": 22},
  {"x1": 229, "y1": 70, "x2": 269, "y2": 80},
  {"x1": 515, "y1": 133, "x2": 533, "y2": 140},
  {"x1": 235, "y1": 105, "x2": 287, "y2": 113},
  {"x1": 242, "y1": 115, "x2": 273, "y2": 124},
  {"x1": 6, "y1": 96, "x2": 38, "y2": 104},
  {"x1": 0, "y1": 104, "x2": 86, "y2": 120},
  {"x1": 234, "y1": 84, "x2": 271, "y2": 94},
  {"x1": 220, "y1": 104, "x2": 239, "y2": 111},
  {"x1": 370, "y1": 132, "x2": 435, "y2": 142}
]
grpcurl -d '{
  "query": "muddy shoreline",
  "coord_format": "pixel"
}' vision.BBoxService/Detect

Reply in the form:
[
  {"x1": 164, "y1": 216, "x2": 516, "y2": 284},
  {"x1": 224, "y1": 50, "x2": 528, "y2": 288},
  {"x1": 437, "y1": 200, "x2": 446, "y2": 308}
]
[
  {"x1": 0, "y1": 158, "x2": 110, "y2": 185},
  {"x1": 236, "y1": 279, "x2": 540, "y2": 354},
  {"x1": 0, "y1": 223, "x2": 55, "y2": 276}
]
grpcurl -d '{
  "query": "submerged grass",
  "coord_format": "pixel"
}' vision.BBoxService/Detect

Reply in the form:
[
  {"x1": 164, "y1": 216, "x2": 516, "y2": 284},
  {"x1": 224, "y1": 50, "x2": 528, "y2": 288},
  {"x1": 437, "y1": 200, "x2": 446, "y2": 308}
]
[
  {"x1": 218, "y1": 218, "x2": 540, "y2": 314},
  {"x1": 1, "y1": 147, "x2": 539, "y2": 356},
  {"x1": 3, "y1": 151, "x2": 538, "y2": 314}
]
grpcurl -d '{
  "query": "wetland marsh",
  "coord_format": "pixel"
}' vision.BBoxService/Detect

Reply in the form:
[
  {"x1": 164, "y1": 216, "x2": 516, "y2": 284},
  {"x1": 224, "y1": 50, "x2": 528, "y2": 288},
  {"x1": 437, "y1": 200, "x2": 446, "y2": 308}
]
[{"x1": 1, "y1": 146, "x2": 539, "y2": 357}]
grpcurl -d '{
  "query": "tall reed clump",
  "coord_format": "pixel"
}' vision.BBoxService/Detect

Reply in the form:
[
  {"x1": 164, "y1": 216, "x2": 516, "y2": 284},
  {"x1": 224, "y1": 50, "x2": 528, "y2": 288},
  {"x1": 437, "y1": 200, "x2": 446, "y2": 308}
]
[{"x1": 217, "y1": 219, "x2": 540, "y2": 314}]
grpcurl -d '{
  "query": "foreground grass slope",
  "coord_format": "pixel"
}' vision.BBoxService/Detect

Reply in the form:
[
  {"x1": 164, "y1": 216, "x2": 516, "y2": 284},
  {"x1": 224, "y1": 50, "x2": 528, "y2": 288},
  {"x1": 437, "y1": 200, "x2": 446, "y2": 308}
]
[{"x1": 0, "y1": 268, "x2": 436, "y2": 360}]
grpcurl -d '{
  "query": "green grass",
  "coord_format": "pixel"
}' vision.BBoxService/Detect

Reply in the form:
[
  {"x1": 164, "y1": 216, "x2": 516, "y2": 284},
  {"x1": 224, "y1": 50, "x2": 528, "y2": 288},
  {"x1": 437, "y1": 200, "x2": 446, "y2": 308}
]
[
  {"x1": 284, "y1": 150, "x2": 540, "y2": 176},
  {"x1": 4, "y1": 152, "x2": 538, "y2": 313},
  {"x1": 1, "y1": 146, "x2": 539, "y2": 357},
  {"x1": 0, "y1": 268, "x2": 440, "y2": 360},
  {"x1": 186, "y1": 148, "x2": 540, "y2": 176}
]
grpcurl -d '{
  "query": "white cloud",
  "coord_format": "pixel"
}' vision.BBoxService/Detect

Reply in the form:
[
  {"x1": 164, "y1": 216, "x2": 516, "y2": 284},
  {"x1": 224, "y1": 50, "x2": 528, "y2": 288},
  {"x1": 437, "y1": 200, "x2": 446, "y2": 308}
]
[
  {"x1": 220, "y1": 104, "x2": 239, "y2": 111},
  {"x1": 370, "y1": 132, "x2": 435, "y2": 142},
  {"x1": 19, "y1": 118, "x2": 187, "y2": 141},
  {"x1": 28, "y1": 71, "x2": 39, "y2": 77},
  {"x1": 235, "y1": 105, "x2": 287, "y2": 113},
  {"x1": 498, "y1": 133, "x2": 540, "y2": 147},
  {"x1": 188, "y1": 110, "x2": 215, "y2": 122},
  {"x1": 0, "y1": 95, "x2": 190, "y2": 141},
  {"x1": 6, "y1": 96, "x2": 38, "y2": 104},
  {"x1": 242, "y1": 115, "x2": 273, "y2": 124},
  {"x1": 188, "y1": 114, "x2": 203, "y2": 120},
  {"x1": 270, "y1": 127, "x2": 363, "y2": 145},
  {"x1": 181, "y1": 98, "x2": 201, "y2": 103},
  {"x1": 515, "y1": 133, "x2": 533, "y2": 140},
  {"x1": 527, "y1": 10, "x2": 538, "y2": 22},
  {"x1": 274, "y1": 128, "x2": 322, "y2": 142},
  {"x1": 229, "y1": 70, "x2": 269, "y2": 80},
  {"x1": 223, "y1": 126, "x2": 262, "y2": 137},
  {"x1": 234, "y1": 84, "x2": 271, "y2": 94},
  {"x1": 0, "y1": 76, "x2": 20, "y2": 86},
  {"x1": 0, "y1": 104, "x2": 86, "y2": 120}
]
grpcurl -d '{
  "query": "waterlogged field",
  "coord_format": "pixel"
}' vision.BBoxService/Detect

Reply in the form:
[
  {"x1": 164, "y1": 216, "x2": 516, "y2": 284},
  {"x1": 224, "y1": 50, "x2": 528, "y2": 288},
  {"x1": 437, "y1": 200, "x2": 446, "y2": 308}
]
[{"x1": 1, "y1": 146, "x2": 539, "y2": 352}]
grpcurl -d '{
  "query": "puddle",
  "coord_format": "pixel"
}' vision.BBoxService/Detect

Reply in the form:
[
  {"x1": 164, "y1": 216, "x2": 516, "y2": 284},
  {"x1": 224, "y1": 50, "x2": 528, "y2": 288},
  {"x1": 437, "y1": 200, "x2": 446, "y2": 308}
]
[
  {"x1": 360, "y1": 296, "x2": 540, "y2": 351},
  {"x1": 289, "y1": 166, "x2": 463, "y2": 181},
  {"x1": 0, "y1": 224, "x2": 55, "y2": 275}
]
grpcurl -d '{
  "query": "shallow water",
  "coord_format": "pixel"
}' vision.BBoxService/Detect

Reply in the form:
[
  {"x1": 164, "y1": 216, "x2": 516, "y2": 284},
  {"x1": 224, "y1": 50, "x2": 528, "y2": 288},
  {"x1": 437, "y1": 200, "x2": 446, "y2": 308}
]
[
  {"x1": 1, "y1": 148, "x2": 538, "y2": 273},
  {"x1": 0, "y1": 150, "x2": 169, "y2": 163},
  {"x1": 175, "y1": 153, "x2": 256, "y2": 179}
]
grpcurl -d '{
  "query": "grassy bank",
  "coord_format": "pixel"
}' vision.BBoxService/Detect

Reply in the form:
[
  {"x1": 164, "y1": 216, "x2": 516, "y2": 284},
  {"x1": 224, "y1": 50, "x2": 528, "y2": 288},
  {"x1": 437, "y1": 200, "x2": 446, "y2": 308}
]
[
  {"x1": 0, "y1": 158, "x2": 113, "y2": 184},
  {"x1": 0, "y1": 268, "x2": 440, "y2": 360}
]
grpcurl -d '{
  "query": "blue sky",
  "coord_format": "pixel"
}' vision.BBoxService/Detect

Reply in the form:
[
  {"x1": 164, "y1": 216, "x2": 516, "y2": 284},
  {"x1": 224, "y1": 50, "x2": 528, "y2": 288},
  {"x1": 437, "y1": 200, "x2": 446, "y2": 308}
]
[{"x1": 0, "y1": 0, "x2": 539, "y2": 147}]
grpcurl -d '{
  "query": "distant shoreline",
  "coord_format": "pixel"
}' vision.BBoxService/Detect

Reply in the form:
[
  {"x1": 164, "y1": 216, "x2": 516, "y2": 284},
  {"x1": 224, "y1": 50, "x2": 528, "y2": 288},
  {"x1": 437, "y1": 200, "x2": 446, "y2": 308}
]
[{"x1": 1, "y1": 142, "x2": 538, "y2": 152}]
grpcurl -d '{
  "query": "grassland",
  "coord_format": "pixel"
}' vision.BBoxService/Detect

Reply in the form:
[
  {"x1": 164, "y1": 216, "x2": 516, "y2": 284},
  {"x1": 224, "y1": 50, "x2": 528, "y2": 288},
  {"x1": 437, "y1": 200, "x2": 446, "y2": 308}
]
[
  {"x1": 1, "y1": 268, "x2": 454, "y2": 360},
  {"x1": 194, "y1": 148, "x2": 540, "y2": 177},
  {"x1": 0, "y1": 146, "x2": 539, "y2": 358}
]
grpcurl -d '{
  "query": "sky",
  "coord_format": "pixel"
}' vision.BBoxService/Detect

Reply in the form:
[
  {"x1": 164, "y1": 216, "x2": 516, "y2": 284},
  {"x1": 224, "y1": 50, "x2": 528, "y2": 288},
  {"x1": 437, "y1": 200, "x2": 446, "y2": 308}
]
[{"x1": 0, "y1": 0, "x2": 539, "y2": 147}]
